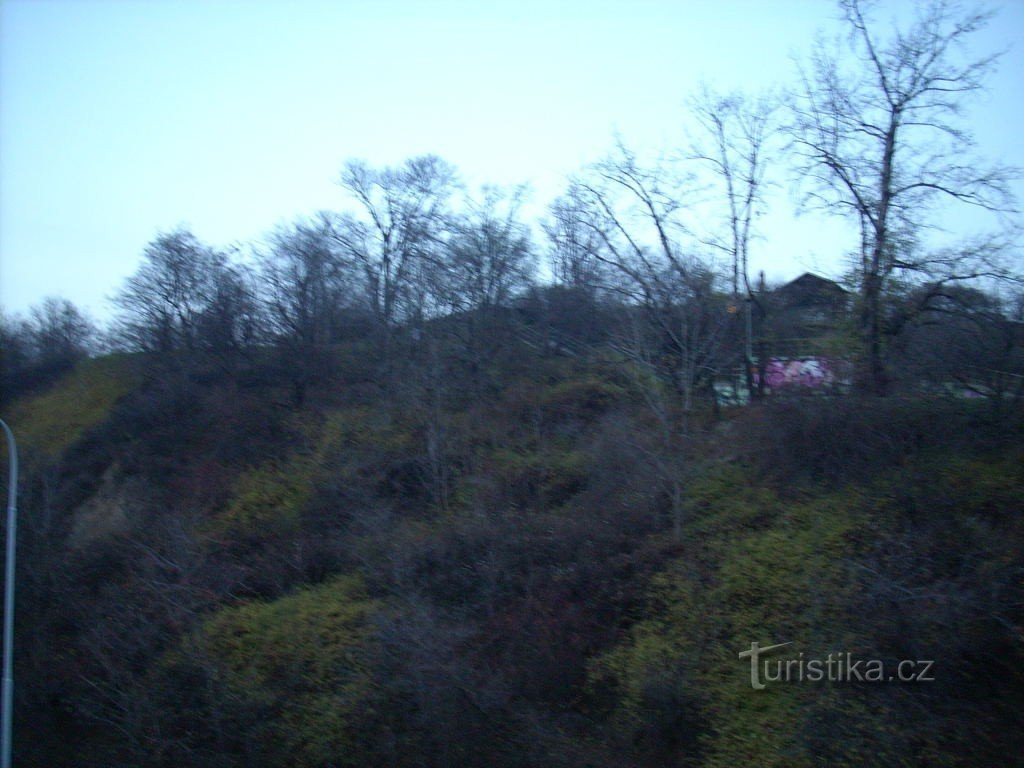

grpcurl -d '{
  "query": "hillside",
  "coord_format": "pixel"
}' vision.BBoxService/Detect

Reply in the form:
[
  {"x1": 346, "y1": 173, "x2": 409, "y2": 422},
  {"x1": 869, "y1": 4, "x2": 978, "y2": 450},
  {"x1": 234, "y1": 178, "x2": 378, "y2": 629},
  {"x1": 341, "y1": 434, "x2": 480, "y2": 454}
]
[{"x1": 4, "y1": 331, "x2": 1022, "y2": 768}]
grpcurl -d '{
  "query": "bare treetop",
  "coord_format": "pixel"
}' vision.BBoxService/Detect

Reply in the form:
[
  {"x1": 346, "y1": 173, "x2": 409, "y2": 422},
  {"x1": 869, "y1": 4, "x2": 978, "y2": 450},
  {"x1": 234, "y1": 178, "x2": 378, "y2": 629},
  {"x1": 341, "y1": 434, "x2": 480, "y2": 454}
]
[{"x1": 790, "y1": 0, "x2": 1019, "y2": 392}]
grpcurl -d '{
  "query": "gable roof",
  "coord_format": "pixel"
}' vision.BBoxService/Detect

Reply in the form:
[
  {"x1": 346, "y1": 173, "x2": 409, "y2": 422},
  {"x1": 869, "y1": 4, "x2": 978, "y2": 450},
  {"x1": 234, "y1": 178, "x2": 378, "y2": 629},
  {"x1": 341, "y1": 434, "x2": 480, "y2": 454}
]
[{"x1": 773, "y1": 273, "x2": 848, "y2": 308}]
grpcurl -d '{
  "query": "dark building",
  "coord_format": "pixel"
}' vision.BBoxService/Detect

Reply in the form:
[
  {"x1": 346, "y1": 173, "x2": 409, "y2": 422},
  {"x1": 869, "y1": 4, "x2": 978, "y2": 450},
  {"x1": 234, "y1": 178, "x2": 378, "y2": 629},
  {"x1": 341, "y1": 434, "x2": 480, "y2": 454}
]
[
  {"x1": 768, "y1": 272, "x2": 850, "y2": 332},
  {"x1": 745, "y1": 272, "x2": 853, "y2": 364}
]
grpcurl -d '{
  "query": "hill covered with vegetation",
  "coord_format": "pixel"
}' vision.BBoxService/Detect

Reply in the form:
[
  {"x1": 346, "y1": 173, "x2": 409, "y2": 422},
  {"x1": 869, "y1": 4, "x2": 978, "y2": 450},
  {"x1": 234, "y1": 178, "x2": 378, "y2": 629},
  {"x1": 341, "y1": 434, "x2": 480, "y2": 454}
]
[{"x1": 4, "y1": 318, "x2": 1023, "y2": 766}]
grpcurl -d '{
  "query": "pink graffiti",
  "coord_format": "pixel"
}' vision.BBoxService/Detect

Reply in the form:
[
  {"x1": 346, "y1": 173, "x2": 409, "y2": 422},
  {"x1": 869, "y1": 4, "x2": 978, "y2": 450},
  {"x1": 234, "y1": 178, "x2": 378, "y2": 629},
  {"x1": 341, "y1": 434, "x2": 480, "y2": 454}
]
[{"x1": 755, "y1": 358, "x2": 836, "y2": 389}]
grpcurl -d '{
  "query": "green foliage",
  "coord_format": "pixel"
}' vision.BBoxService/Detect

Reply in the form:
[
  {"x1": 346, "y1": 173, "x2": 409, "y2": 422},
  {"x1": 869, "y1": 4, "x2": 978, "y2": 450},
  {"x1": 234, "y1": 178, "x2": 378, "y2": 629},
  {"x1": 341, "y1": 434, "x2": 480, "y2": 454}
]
[
  {"x1": 193, "y1": 575, "x2": 380, "y2": 768},
  {"x1": 5, "y1": 354, "x2": 139, "y2": 458},
  {"x1": 209, "y1": 406, "x2": 418, "y2": 540},
  {"x1": 488, "y1": 443, "x2": 589, "y2": 508},
  {"x1": 316, "y1": 406, "x2": 415, "y2": 462},
  {"x1": 921, "y1": 452, "x2": 1024, "y2": 515},
  {"x1": 210, "y1": 458, "x2": 313, "y2": 540},
  {"x1": 685, "y1": 466, "x2": 785, "y2": 532},
  {"x1": 590, "y1": 468, "x2": 877, "y2": 766},
  {"x1": 587, "y1": 446, "x2": 1024, "y2": 767},
  {"x1": 588, "y1": 567, "x2": 704, "y2": 745},
  {"x1": 538, "y1": 372, "x2": 630, "y2": 420}
]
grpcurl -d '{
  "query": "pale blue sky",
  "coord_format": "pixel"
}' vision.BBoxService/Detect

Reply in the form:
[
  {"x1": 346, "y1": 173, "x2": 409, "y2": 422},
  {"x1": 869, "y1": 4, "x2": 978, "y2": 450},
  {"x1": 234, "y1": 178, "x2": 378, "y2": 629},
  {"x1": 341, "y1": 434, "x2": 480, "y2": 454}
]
[{"x1": 2, "y1": 0, "x2": 1022, "y2": 319}]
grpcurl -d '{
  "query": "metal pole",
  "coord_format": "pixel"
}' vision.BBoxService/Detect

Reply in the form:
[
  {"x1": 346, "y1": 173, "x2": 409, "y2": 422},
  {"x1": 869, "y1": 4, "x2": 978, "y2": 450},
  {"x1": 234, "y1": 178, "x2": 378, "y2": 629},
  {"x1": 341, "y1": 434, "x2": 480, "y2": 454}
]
[
  {"x1": 744, "y1": 296, "x2": 753, "y2": 366},
  {"x1": 0, "y1": 418, "x2": 17, "y2": 768}
]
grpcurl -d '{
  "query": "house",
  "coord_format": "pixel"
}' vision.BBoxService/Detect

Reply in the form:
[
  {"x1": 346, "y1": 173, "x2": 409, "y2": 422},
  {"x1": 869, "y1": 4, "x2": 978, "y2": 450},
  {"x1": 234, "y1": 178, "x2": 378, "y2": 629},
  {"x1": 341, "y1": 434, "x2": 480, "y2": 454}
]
[
  {"x1": 743, "y1": 273, "x2": 854, "y2": 394},
  {"x1": 768, "y1": 272, "x2": 850, "y2": 332}
]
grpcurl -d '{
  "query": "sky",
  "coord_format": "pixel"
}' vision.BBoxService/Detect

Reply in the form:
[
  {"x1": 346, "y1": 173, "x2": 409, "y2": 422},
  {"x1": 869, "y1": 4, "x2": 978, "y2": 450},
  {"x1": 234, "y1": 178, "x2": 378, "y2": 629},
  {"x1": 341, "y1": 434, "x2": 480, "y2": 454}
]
[{"x1": 1, "y1": 0, "x2": 1022, "y2": 321}]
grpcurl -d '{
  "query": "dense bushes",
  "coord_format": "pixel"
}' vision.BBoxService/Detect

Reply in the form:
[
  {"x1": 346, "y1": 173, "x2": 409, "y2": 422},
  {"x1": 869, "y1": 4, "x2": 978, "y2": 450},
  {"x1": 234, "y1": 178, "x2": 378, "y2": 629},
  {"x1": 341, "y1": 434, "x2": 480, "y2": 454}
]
[
  {"x1": 171, "y1": 575, "x2": 381, "y2": 768},
  {"x1": 589, "y1": 450, "x2": 1024, "y2": 767},
  {"x1": 5, "y1": 338, "x2": 1023, "y2": 767}
]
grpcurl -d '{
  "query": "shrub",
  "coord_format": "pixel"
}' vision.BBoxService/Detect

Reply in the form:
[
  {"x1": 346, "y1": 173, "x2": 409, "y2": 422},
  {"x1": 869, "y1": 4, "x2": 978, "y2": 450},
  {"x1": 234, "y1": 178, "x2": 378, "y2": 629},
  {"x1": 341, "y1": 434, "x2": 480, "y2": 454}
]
[{"x1": 186, "y1": 575, "x2": 380, "y2": 768}]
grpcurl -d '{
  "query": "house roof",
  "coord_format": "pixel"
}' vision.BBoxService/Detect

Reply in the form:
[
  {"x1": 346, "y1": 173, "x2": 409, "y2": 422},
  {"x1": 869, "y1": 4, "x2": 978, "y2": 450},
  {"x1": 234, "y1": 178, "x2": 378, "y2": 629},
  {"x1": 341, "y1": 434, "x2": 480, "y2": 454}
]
[{"x1": 773, "y1": 273, "x2": 848, "y2": 308}]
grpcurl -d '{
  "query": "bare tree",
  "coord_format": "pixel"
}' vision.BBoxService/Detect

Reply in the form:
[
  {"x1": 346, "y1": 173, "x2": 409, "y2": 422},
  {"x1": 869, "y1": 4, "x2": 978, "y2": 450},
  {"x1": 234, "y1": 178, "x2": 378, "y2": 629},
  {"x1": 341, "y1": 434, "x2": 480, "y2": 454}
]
[
  {"x1": 689, "y1": 86, "x2": 777, "y2": 299},
  {"x1": 195, "y1": 258, "x2": 263, "y2": 371},
  {"x1": 689, "y1": 86, "x2": 778, "y2": 397},
  {"x1": 25, "y1": 296, "x2": 97, "y2": 373},
  {"x1": 556, "y1": 145, "x2": 733, "y2": 535},
  {"x1": 440, "y1": 184, "x2": 535, "y2": 316},
  {"x1": 892, "y1": 279, "x2": 1024, "y2": 407},
  {"x1": 0, "y1": 312, "x2": 31, "y2": 402},
  {"x1": 260, "y1": 215, "x2": 352, "y2": 404},
  {"x1": 262, "y1": 216, "x2": 349, "y2": 349},
  {"x1": 789, "y1": 0, "x2": 1018, "y2": 393},
  {"x1": 1, "y1": 298, "x2": 95, "y2": 401},
  {"x1": 332, "y1": 156, "x2": 458, "y2": 334},
  {"x1": 113, "y1": 229, "x2": 264, "y2": 381},
  {"x1": 566, "y1": 145, "x2": 730, "y2": 411},
  {"x1": 545, "y1": 185, "x2": 609, "y2": 292},
  {"x1": 420, "y1": 184, "x2": 537, "y2": 405},
  {"x1": 113, "y1": 229, "x2": 227, "y2": 355}
]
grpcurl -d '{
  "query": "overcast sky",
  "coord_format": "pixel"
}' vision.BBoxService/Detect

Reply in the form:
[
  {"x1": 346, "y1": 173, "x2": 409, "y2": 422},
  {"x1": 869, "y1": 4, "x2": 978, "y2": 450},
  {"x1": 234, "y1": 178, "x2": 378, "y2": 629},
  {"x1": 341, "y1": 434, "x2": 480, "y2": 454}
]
[{"x1": 2, "y1": 0, "x2": 1022, "y2": 320}]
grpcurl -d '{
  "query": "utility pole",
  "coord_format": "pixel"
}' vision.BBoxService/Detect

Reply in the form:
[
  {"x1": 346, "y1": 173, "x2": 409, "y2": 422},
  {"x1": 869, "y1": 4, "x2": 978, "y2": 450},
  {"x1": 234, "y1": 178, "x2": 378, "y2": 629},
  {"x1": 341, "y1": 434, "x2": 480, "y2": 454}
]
[
  {"x1": 0, "y1": 418, "x2": 17, "y2": 768},
  {"x1": 744, "y1": 296, "x2": 753, "y2": 371}
]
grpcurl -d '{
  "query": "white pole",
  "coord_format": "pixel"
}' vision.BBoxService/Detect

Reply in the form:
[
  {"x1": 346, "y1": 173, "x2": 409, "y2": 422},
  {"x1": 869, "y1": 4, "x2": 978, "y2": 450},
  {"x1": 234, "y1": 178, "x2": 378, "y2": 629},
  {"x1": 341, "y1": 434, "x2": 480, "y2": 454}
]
[{"x1": 0, "y1": 418, "x2": 18, "y2": 768}]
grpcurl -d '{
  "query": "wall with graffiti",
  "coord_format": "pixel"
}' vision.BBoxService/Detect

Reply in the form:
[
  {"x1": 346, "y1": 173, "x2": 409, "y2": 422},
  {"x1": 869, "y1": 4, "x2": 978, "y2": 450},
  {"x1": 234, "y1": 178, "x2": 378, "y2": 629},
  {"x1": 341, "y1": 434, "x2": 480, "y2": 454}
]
[{"x1": 754, "y1": 357, "x2": 845, "y2": 391}]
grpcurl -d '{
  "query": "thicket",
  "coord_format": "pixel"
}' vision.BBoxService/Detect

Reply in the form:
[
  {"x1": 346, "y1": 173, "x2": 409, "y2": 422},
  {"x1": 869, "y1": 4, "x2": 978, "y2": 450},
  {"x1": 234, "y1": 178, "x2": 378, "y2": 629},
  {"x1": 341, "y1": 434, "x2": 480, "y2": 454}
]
[{"x1": 3, "y1": 325, "x2": 1021, "y2": 767}]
